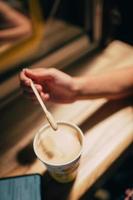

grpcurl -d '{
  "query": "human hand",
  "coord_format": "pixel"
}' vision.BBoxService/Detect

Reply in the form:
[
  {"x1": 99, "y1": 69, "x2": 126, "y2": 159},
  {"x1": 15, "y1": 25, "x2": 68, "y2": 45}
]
[
  {"x1": 0, "y1": 1, "x2": 32, "y2": 42},
  {"x1": 125, "y1": 188, "x2": 133, "y2": 200},
  {"x1": 20, "y1": 68, "x2": 78, "y2": 103}
]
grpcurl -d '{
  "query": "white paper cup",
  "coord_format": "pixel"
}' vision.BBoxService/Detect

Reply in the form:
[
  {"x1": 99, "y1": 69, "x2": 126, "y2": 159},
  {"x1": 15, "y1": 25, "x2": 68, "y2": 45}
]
[{"x1": 33, "y1": 121, "x2": 84, "y2": 183}]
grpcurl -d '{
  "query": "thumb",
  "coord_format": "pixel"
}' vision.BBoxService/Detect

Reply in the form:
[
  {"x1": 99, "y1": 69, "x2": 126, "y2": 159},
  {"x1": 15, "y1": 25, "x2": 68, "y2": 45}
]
[
  {"x1": 23, "y1": 68, "x2": 53, "y2": 83},
  {"x1": 24, "y1": 68, "x2": 40, "y2": 82}
]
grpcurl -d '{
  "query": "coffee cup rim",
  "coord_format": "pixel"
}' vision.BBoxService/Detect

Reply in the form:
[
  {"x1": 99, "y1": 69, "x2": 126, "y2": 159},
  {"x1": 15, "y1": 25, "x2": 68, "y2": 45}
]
[{"x1": 33, "y1": 121, "x2": 84, "y2": 167}]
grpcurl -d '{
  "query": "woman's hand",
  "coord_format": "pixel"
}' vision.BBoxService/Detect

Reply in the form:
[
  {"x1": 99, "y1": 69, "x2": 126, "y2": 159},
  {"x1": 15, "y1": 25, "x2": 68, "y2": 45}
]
[
  {"x1": 20, "y1": 68, "x2": 78, "y2": 103},
  {"x1": 0, "y1": 1, "x2": 32, "y2": 42}
]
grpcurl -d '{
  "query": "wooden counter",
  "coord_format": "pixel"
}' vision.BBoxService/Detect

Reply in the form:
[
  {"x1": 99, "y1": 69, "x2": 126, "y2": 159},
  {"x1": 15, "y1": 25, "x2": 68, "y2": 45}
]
[{"x1": 0, "y1": 40, "x2": 133, "y2": 200}]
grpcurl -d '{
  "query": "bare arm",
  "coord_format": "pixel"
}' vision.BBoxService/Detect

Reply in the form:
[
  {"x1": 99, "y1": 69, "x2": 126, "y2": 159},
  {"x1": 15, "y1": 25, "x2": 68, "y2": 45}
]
[
  {"x1": 20, "y1": 67, "x2": 133, "y2": 104},
  {"x1": 0, "y1": 1, "x2": 32, "y2": 41},
  {"x1": 74, "y1": 67, "x2": 133, "y2": 100}
]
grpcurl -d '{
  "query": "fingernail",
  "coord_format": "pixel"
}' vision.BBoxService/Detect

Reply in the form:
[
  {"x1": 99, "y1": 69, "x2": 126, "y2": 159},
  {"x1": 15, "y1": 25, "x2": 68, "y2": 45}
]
[
  {"x1": 24, "y1": 68, "x2": 30, "y2": 72},
  {"x1": 23, "y1": 68, "x2": 27, "y2": 72}
]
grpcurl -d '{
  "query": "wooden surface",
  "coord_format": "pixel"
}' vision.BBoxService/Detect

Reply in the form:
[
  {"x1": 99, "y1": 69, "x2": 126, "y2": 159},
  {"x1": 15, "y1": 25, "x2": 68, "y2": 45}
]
[
  {"x1": 0, "y1": 40, "x2": 133, "y2": 200},
  {"x1": 0, "y1": 20, "x2": 88, "y2": 105}
]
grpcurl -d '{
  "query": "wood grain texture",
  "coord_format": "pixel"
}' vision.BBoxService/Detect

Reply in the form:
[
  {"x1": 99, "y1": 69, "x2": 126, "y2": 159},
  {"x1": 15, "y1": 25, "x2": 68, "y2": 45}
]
[{"x1": 0, "y1": 40, "x2": 133, "y2": 200}]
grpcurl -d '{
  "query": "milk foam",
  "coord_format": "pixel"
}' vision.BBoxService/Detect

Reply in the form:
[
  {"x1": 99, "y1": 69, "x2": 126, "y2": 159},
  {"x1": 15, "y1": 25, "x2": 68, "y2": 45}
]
[{"x1": 36, "y1": 125, "x2": 81, "y2": 165}]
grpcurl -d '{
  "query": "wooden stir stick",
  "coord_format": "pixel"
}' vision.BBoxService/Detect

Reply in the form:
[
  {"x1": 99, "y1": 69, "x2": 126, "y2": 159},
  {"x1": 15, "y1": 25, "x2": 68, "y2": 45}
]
[{"x1": 30, "y1": 79, "x2": 58, "y2": 131}]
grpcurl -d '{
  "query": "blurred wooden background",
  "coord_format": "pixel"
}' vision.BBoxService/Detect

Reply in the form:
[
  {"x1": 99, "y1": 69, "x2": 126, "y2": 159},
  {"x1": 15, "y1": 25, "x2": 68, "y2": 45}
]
[{"x1": 0, "y1": 40, "x2": 133, "y2": 200}]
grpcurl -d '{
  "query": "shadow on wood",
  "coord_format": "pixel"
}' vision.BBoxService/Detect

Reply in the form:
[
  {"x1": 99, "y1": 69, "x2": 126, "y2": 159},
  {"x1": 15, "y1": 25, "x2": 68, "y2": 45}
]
[
  {"x1": 17, "y1": 141, "x2": 36, "y2": 165},
  {"x1": 42, "y1": 171, "x2": 75, "y2": 200},
  {"x1": 79, "y1": 98, "x2": 133, "y2": 134}
]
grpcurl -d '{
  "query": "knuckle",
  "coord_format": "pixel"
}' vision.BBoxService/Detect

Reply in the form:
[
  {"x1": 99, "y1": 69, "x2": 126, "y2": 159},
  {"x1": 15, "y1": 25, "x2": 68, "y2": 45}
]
[{"x1": 49, "y1": 68, "x2": 56, "y2": 74}]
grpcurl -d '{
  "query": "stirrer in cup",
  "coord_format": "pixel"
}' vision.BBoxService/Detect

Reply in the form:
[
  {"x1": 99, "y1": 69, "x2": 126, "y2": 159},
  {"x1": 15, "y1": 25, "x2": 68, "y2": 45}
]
[{"x1": 30, "y1": 79, "x2": 58, "y2": 131}]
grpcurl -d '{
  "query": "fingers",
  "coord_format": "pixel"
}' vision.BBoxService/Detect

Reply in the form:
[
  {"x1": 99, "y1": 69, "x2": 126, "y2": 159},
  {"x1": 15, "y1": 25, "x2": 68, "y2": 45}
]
[
  {"x1": 20, "y1": 77, "x2": 43, "y2": 99},
  {"x1": 21, "y1": 80, "x2": 50, "y2": 102},
  {"x1": 20, "y1": 68, "x2": 55, "y2": 102},
  {"x1": 20, "y1": 68, "x2": 43, "y2": 93},
  {"x1": 20, "y1": 69, "x2": 31, "y2": 86},
  {"x1": 24, "y1": 68, "x2": 40, "y2": 82},
  {"x1": 20, "y1": 68, "x2": 55, "y2": 87},
  {"x1": 22, "y1": 84, "x2": 43, "y2": 98},
  {"x1": 21, "y1": 82, "x2": 43, "y2": 93},
  {"x1": 24, "y1": 68, "x2": 54, "y2": 82},
  {"x1": 20, "y1": 68, "x2": 40, "y2": 87},
  {"x1": 40, "y1": 92, "x2": 50, "y2": 101},
  {"x1": 23, "y1": 91, "x2": 50, "y2": 103}
]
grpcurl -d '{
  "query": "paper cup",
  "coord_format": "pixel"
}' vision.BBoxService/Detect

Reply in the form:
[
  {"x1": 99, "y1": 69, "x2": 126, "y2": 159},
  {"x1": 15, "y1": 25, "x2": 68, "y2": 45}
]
[{"x1": 33, "y1": 121, "x2": 84, "y2": 183}]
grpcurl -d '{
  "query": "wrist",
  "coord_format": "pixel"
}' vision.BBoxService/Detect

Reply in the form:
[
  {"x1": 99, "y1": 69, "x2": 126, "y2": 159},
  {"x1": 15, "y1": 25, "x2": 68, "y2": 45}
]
[{"x1": 72, "y1": 77, "x2": 88, "y2": 100}]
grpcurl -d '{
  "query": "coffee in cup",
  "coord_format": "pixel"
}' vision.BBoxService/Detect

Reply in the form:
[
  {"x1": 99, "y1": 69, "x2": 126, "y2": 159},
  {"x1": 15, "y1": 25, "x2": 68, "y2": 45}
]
[{"x1": 33, "y1": 121, "x2": 84, "y2": 183}]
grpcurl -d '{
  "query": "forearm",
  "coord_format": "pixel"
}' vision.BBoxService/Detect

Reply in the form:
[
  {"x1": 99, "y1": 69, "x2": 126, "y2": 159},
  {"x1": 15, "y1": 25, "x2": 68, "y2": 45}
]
[
  {"x1": 0, "y1": 25, "x2": 31, "y2": 41},
  {"x1": 74, "y1": 67, "x2": 133, "y2": 100},
  {"x1": 0, "y1": 2, "x2": 28, "y2": 26},
  {"x1": 0, "y1": 2, "x2": 31, "y2": 41}
]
